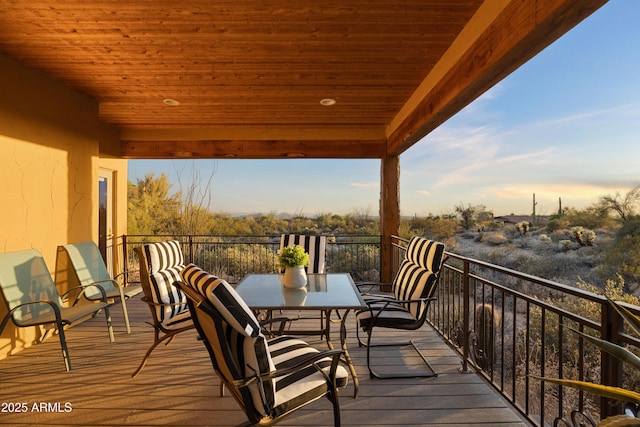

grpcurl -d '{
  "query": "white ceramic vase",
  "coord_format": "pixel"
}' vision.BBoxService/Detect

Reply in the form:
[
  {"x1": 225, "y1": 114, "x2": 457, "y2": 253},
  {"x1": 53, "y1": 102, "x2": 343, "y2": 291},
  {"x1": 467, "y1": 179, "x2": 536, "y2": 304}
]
[{"x1": 282, "y1": 266, "x2": 307, "y2": 289}]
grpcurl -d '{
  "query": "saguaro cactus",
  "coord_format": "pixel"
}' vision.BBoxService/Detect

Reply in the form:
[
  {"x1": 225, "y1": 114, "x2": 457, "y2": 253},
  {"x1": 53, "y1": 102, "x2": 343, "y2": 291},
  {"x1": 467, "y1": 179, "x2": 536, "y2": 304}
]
[{"x1": 473, "y1": 303, "x2": 499, "y2": 372}]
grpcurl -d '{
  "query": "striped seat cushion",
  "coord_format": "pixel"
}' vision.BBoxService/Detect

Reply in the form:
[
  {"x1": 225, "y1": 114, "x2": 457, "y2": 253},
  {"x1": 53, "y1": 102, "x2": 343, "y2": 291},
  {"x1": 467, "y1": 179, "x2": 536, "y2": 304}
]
[
  {"x1": 180, "y1": 263, "x2": 348, "y2": 419},
  {"x1": 162, "y1": 306, "x2": 192, "y2": 330},
  {"x1": 267, "y1": 335, "x2": 349, "y2": 417},
  {"x1": 143, "y1": 241, "x2": 187, "y2": 323}
]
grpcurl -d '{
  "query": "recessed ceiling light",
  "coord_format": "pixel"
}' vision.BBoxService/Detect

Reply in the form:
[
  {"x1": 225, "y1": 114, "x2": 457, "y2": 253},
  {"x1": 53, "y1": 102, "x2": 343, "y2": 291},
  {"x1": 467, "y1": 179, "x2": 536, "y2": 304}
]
[
  {"x1": 320, "y1": 98, "x2": 336, "y2": 106},
  {"x1": 163, "y1": 98, "x2": 181, "y2": 106}
]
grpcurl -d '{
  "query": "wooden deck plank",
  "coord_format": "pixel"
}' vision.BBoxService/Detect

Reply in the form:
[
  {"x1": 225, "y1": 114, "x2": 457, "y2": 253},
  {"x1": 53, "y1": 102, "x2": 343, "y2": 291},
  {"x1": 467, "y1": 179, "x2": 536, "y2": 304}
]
[{"x1": 0, "y1": 297, "x2": 530, "y2": 426}]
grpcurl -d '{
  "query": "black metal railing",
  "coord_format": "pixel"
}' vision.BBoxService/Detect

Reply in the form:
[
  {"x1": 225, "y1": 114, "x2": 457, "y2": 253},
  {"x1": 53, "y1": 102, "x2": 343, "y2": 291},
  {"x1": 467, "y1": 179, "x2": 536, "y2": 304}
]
[
  {"x1": 113, "y1": 233, "x2": 640, "y2": 426},
  {"x1": 117, "y1": 234, "x2": 381, "y2": 284},
  {"x1": 386, "y1": 236, "x2": 639, "y2": 426}
]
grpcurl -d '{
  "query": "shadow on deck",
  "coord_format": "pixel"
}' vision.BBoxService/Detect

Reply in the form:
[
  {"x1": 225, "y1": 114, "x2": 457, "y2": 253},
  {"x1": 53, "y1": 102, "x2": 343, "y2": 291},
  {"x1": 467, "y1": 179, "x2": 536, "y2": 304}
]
[{"x1": 0, "y1": 298, "x2": 530, "y2": 426}]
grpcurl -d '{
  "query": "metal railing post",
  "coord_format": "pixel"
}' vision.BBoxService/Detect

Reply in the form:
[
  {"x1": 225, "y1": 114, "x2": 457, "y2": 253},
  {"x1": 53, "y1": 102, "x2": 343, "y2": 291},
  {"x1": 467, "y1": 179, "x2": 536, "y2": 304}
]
[
  {"x1": 121, "y1": 234, "x2": 129, "y2": 284},
  {"x1": 461, "y1": 258, "x2": 470, "y2": 372},
  {"x1": 600, "y1": 299, "x2": 624, "y2": 418},
  {"x1": 188, "y1": 235, "x2": 194, "y2": 263}
]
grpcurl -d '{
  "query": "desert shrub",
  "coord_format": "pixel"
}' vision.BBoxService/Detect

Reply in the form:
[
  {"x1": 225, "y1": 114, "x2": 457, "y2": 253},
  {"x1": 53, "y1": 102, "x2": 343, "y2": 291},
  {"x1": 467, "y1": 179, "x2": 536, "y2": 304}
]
[
  {"x1": 515, "y1": 221, "x2": 531, "y2": 236},
  {"x1": 601, "y1": 217, "x2": 640, "y2": 289},
  {"x1": 196, "y1": 244, "x2": 278, "y2": 282},
  {"x1": 328, "y1": 244, "x2": 380, "y2": 282},
  {"x1": 571, "y1": 226, "x2": 596, "y2": 246},
  {"x1": 405, "y1": 216, "x2": 458, "y2": 240},
  {"x1": 563, "y1": 206, "x2": 615, "y2": 230},
  {"x1": 538, "y1": 234, "x2": 552, "y2": 242},
  {"x1": 484, "y1": 232, "x2": 508, "y2": 246},
  {"x1": 546, "y1": 216, "x2": 571, "y2": 233}
]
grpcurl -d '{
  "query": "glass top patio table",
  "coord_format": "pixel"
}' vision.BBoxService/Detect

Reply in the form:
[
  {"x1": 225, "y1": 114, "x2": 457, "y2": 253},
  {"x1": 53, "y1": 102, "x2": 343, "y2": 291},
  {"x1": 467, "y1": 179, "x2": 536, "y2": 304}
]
[
  {"x1": 235, "y1": 273, "x2": 365, "y2": 398},
  {"x1": 235, "y1": 273, "x2": 366, "y2": 310}
]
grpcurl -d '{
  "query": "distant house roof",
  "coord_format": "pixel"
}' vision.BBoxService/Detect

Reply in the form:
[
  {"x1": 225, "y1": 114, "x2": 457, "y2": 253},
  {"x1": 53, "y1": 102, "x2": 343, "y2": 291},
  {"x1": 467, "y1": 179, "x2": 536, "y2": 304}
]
[{"x1": 494, "y1": 215, "x2": 548, "y2": 225}]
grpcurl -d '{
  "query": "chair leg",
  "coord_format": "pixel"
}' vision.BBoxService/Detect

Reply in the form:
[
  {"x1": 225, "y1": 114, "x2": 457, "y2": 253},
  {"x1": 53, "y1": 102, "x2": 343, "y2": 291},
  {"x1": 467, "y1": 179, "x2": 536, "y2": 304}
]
[
  {"x1": 121, "y1": 298, "x2": 132, "y2": 334},
  {"x1": 56, "y1": 320, "x2": 72, "y2": 372},
  {"x1": 131, "y1": 326, "x2": 194, "y2": 377},
  {"x1": 365, "y1": 328, "x2": 437, "y2": 379},
  {"x1": 329, "y1": 387, "x2": 341, "y2": 427},
  {"x1": 104, "y1": 306, "x2": 115, "y2": 342},
  {"x1": 131, "y1": 331, "x2": 173, "y2": 377},
  {"x1": 118, "y1": 288, "x2": 132, "y2": 334}
]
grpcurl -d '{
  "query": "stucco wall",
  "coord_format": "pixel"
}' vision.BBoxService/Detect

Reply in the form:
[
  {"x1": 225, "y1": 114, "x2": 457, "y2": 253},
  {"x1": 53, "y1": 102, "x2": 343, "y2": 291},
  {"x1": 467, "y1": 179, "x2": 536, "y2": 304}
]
[{"x1": 0, "y1": 55, "x2": 128, "y2": 360}]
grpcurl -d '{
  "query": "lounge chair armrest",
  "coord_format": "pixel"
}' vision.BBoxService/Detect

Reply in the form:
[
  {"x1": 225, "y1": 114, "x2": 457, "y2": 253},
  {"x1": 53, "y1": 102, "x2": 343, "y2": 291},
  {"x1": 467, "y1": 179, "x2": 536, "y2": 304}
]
[
  {"x1": 61, "y1": 284, "x2": 108, "y2": 304},
  {"x1": 113, "y1": 269, "x2": 140, "y2": 284},
  {"x1": 1, "y1": 300, "x2": 62, "y2": 331},
  {"x1": 91, "y1": 278, "x2": 120, "y2": 287}
]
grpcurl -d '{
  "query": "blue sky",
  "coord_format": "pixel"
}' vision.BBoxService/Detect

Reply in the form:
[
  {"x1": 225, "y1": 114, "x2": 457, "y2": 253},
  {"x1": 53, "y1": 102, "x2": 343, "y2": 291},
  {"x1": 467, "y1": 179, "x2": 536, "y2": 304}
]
[{"x1": 128, "y1": 1, "x2": 640, "y2": 217}]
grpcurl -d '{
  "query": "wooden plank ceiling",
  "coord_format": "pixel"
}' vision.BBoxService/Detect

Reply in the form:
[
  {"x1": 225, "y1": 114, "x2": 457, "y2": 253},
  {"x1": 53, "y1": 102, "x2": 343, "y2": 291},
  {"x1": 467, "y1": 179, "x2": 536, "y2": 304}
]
[{"x1": 0, "y1": 0, "x2": 606, "y2": 159}]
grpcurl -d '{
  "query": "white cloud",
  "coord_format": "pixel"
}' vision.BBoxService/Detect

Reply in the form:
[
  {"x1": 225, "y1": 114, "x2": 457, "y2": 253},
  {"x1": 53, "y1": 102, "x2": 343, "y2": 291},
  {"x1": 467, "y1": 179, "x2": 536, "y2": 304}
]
[{"x1": 349, "y1": 182, "x2": 378, "y2": 189}]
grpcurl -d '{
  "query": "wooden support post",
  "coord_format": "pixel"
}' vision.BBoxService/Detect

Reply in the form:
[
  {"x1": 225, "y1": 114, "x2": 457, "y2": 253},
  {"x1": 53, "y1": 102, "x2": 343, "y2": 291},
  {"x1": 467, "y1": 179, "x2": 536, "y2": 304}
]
[{"x1": 380, "y1": 154, "x2": 400, "y2": 283}]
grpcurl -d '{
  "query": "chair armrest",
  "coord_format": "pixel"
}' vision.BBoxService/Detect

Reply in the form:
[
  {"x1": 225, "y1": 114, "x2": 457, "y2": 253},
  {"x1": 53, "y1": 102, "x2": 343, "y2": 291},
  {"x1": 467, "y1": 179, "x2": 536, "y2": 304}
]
[
  {"x1": 91, "y1": 278, "x2": 120, "y2": 287},
  {"x1": 1, "y1": 300, "x2": 62, "y2": 330},
  {"x1": 259, "y1": 317, "x2": 291, "y2": 337},
  {"x1": 61, "y1": 284, "x2": 108, "y2": 305},
  {"x1": 363, "y1": 296, "x2": 437, "y2": 322},
  {"x1": 114, "y1": 269, "x2": 140, "y2": 285},
  {"x1": 234, "y1": 348, "x2": 345, "y2": 388},
  {"x1": 356, "y1": 281, "x2": 391, "y2": 294},
  {"x1": 364, "y1": 296, "x2": 436, "y2": 306},
  {"x1": 140, "y1": 296, "x2": 187, "y2": 309}
]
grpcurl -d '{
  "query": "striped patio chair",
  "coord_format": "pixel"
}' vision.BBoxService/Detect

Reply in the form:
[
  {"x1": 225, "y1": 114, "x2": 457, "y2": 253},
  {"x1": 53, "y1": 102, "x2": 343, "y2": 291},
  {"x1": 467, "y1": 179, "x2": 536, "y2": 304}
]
[
  {"x1": 131, "y1": 240, "x2": 194, "y2": 377},
  {"x1": 177, "y1": 263, "x2": 348, "y2": 426},
  {"x1": 356, "y1": 236, "x2": 445, "y2": 379},
  {"x1": 279, "y1": 234, "x2": 330, "y2": 333}
]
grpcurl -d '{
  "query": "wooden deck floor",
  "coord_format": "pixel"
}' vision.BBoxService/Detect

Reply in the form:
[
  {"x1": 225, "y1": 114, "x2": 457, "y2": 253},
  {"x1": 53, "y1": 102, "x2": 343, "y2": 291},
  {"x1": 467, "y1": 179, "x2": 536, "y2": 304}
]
[{"x1": 0, "y1": 298, "x2": 530, "y2": 426}]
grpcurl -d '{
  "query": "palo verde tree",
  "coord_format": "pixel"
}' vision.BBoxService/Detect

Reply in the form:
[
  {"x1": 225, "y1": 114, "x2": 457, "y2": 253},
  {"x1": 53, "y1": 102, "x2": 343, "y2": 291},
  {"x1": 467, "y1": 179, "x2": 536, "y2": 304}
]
[
  {"x1": 455, "y1": 203, "x2": 492, "y2": 231},
  {"x1": 597, "y1": 184, "x2": 640, "y2": 223},
  {"x1": 128, "y1": 164, "x2": 220, "y2": 236},
  {"x1": 127, "y1": 172, "x2": 181, "y2": 235},
  {"x1": 172, "y1": 161, "x2": 217, "y2": 235}
]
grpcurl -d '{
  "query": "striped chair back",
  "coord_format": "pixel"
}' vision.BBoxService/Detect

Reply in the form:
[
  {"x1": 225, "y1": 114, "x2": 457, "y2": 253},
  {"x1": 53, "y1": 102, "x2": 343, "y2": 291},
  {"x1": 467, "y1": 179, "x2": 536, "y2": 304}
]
[
  {"x1": 140, "y1": 240, "x2": 187, "y2": 324},
  {"x1": 391, "y1": 237, "x2": 445, "y2": 320},
  {"x1": 180, "y1": 263, "x2": 276, "y2": 417},
  {"x1": 280, "y1": 234, "x2": 327, "y2": 274},
  {"x1": 179, "y1": 263, "x2": 350, "y2": 425}
]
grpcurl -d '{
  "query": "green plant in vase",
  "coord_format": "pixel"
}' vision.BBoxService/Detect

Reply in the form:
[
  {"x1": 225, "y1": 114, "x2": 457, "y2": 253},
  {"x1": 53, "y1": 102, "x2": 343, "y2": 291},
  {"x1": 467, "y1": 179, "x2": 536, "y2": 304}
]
[
  {"x1": 278, "y1": 245, "x2": 310, "y2": 269},
  {"x1": 278, "y1": 245, "x2": 310, "y2": 289}
]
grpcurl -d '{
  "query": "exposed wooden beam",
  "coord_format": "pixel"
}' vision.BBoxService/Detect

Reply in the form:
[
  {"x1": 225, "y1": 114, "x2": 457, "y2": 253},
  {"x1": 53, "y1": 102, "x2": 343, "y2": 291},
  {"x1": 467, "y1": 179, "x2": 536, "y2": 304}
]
[
  {"x1": 121, "y1": 139, "x2": 386, "y2": 159},
  {"x1": 379, "y1": 154, "x2": 400, "y2": 283},
  {"x1": 387, "y1": 0, "x2": 608, "y2": 155},
  {"x1": 119, "y1": 125, "x2": 385, "y2": 142}
]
